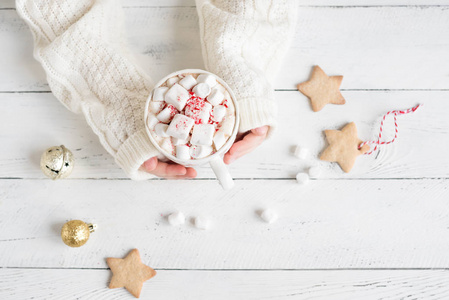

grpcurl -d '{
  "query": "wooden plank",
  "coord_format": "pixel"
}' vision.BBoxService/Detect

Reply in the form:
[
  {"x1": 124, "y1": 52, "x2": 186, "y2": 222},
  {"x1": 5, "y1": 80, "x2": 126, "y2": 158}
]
[
  {"x1": 2, "y1": 6, "x2": 449, "y2": 91},
  {"x1": 3, "y1": 0, "x2": 449, "y2": 9},
  {"x1": 0, "y1": 0, "x2": 197, "y2": 9},
  {"x1": 0, "y1": 179, "x2": 449, "y2": 269},
  {"x1": 300, "y1": 1, "x2": 449, "y2": 4},
  {"x1": 0, "y1": 91, "x2": 447, "y2": 179},
  {"x1": 284, "y1": 6, "x2": 449, "y2": 90},
  {"x1": 1, "y1": 269, "x2": 449, "y2": 299}
]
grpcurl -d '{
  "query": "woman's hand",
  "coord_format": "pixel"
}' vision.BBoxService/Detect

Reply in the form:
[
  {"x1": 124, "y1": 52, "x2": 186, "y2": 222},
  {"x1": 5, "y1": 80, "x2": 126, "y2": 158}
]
[
  {"x1": 224, "y1": 126, "x2": 269, "y2": 164},
  {"x1": 143, "y1": 157, "x2": 197, "y2": 179}
]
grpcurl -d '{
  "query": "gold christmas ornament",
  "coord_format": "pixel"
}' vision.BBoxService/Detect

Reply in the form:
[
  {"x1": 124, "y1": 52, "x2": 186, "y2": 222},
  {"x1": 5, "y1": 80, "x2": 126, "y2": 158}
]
[
  {"x1": 61, "y1": 220, "x2": 97, "y2": 247},
  {"x1": 40, "y1": 145, "x2": 74, "y2": 179}
]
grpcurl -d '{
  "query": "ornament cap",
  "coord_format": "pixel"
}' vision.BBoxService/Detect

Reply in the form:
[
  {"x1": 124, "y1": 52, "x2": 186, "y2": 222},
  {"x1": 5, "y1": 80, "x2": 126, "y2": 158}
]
[{"x1": 88, "y1": 223, "x2": 97, "y2": 233}]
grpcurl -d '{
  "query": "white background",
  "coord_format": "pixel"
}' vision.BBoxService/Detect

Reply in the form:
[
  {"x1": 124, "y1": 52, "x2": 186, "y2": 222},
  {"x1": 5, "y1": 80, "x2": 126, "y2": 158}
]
[{"x1": 1, "y1": 0, "x2": 449, "y2": 299}]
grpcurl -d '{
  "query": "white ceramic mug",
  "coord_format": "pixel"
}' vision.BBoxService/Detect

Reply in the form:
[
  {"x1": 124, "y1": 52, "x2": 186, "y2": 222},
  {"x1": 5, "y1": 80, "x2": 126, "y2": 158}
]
[{"x1": 144, "y1": 69, "x2": 240, "y2": 190}]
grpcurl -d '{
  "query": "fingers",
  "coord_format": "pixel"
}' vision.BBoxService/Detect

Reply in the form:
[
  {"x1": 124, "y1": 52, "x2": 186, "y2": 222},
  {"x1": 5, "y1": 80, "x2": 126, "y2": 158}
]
[
  {"x1": 143, "y1": 157, "x2": 197, "y2": 179},
  {"x1": 143, "y1": 157, "x2": 158, "y2": 171},
  {"x1": 184, "y1": 167, "x2": 197, "y2": 178},
  {"x1": 251, "y1": 126, "x2": 269, "y2": 136},
  {"x1": 223, "y1": 135, "x2": 261, "y2": 164},
  {"x1": 224, "y1": 126, "x2": 269, "y2": 164}
]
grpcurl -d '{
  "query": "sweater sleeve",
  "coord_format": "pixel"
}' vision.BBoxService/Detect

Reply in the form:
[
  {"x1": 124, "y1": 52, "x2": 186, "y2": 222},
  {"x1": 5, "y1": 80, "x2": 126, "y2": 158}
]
[
  {"x1": 196, "y1": 0, "x2": 298, "y2": 137},
  {"x1": 16, "y1": 0, "x2": 160, "y2": 180}
]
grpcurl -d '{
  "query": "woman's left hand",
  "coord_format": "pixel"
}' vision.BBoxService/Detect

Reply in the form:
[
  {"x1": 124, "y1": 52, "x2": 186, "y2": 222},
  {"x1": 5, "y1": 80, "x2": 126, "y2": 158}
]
[{"x1": 224, "y1": 126, "x2": 269, "y2": 164}]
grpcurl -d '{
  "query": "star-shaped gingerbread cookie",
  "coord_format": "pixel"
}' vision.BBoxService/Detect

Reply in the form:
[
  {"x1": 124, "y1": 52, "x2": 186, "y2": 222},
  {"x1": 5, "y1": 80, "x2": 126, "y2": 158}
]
[
  {"x1": 107, "y1": 249, "x2": 156, "y2": 298},
  {"x1": 320, "y1": 122, "x2": 370, "y2": 173},
  {"x1": 297, "y1": 66, "x2": 345, "y2": 112}
]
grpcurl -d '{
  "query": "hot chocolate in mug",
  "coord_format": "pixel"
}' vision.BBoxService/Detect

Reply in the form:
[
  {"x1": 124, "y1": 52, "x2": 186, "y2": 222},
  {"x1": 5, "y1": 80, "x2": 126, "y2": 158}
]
[{"x1": 144, "y1": 69, "x2": 240, "y2": 190}]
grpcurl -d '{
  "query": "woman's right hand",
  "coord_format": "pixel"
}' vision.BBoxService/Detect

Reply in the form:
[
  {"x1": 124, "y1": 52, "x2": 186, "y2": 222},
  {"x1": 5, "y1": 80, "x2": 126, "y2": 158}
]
[{"x1": 143, "y1": 157, "x2": 197, "y2": 179}]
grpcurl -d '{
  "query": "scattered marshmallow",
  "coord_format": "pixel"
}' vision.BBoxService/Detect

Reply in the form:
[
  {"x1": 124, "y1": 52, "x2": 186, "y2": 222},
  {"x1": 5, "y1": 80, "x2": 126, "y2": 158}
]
[
  {"x1": 212, "y1": 105, "x2": 226, "y2": 122},
  {"x1": 157, "y1": 105, "x2": 177, "y2": 123},
  {"x1": 296, "y1": 172, "x2": 310, "y2": 185},
  {"x1": 166, "y1": 114, "x2": 195, "y2": 140},
  {"x1": 191, "y1": 124, "x2": 215, "y2": 146},
  {"x1": 197, "y1": 74, "x2": 217, "y2": 88},
  {"x1": 165, "y1": 84, "x2": 190, "y2": 111},
  {"x1": 194, "y1": 216, "x2": 210, "y2": 230},
  {"x1": 148, "y1": 101, "x2": 165, "y2": 114},
  {"x1": 154, "y1": 123, "x2": 169, "y2": 137},
  {"x1": 207, "y1": 89, "x2": 224, "y2": 106},
  {"x1": 190, "y1": 145, "x2": 213, "y2": 159},
  {"x1": 160, "y1": 138, "x2": 174, "y2": 155},
  {"x1": 309, "y1": 166, "x2": 321, "y2": 178},
  {"x1": 147, "y1": 114, "x2": 159, "y2": 130},
  {"x1": 260, "y1": 209, "x2": 278, "y2": 224},
  {"x1": 293, "y1": 146, "x2": 309, "y2": 160},
  {"x1": 166, "y1": 77, "x2": 179, "y2": 87},
  {"x1": 168, "y1": 211, "x2": 185, "y2": 226},
  {"x1": 213, "y1": 131, "x2": 227, "y2": 150},
  {"x1": 172, "y1": 137, "x2": 189, "y2": 146},
  {"x1": 179, "y1": 75, "x2": 197, "y2": 90},
  {"x1": 176, "y1": 145, "x2": 191, "y2": 160},
  {"x1": 193, "y1": 83, "x2": 212, "y2": 98}
]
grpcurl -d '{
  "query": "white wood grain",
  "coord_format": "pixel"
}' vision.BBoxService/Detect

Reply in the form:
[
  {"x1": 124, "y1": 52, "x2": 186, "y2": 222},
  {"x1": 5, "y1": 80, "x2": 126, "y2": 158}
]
[
  {"x1": 0, "y1": 91, "x2": 446, "y2": 179},
  {"x1": 1, "y1": 269, "x2": 449, "y2": 300},
  {"x1": 299, "y1": 1, "x2": 449, "y2": 4},
  {"x1": 0, "y1": 0, "x2": 197, "y2": 9},
  {"x1": 1, "y1": 1, "x2": 449, "y2": 299},
  {"x1": 2, "y1": 6, "x2": 449, "y2": 91},
  {"x1": 2, "y1": 1, "x2": 448, "y2": 9},
  {"x1": 1, "y1": 179, "x2": 448, "y2": 269}
]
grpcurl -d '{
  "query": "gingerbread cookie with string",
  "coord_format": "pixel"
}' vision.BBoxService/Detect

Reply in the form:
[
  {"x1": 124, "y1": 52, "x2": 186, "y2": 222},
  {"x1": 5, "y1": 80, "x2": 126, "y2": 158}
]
[
  {"x1": 320, "y1": 104, "x2": 422, "y2": 173},
  {"x1": 320, "y1": 122, "x2": 369, "y2": 173}
]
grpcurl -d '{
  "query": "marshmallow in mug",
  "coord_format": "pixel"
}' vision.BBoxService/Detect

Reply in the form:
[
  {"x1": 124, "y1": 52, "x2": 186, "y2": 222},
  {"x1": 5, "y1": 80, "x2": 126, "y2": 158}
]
[
  {"x1": 184, "y1": 98, "x2": 212, "y2": 125},
  {"x1": 179, "y1": 75, "x2": 197, "y2": 90},
  {"x1": 193, "y1": 83, "x2": 211, "y2": 98},
  {"x1": 166, "y1": 77, "x2": 179, "y2": 87},
  {"x1": 152, "y1": 87, "x2": 168, "y2": 102},
  {"x1": 148, "y1": 101, "x2": 165, "y2": 114},
  {"x1": 165, "y1": 84, "x2": 190, "y2": 111},
  {"x1": 176, "y1": 145, "x2": 191, "y2": 161},
  {"x1": 207, "y1": 89, "x2": 224, "y2": 106},
  {"x1": 191, "y1": 124, "x2": 215, "y2": 146},
  {"x1": 190, "y1": 145, "x2": 213, "y2": 159},
  {"x1": 166, "y1": 114, "x2": 194, "y2": 141},
  {"x1": 147, "y1": 72, "x2": 236, "y2": 161},
  {"x1": 154, "y1": 123, "x2": 169, "y2": 138},
  {"x1": 157, "y1": 104, "x2": 177, "y2": 123},
  {"x1": 197, "y1": 74, "x2": 217, "y2": 88},
  {"x1": 212, "y1": 105, "x2": 226, "y2": 122}
]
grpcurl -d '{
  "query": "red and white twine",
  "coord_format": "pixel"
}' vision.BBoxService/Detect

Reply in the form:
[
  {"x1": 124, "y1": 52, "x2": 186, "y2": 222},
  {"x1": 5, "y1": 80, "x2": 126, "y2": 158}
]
[{"x1": 359, "y1": 104, "x2": 422, "y2": 155}]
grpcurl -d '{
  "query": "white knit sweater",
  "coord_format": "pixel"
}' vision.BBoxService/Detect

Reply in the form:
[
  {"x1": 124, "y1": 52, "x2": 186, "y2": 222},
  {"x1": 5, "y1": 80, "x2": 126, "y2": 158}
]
[{"x1": 16, "y1": 0, "x2": 297, "y2": 180}]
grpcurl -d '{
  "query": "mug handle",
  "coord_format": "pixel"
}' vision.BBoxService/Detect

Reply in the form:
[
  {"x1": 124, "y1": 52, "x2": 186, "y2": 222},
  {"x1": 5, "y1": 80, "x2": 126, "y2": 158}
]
[{"x1": 209, "y1": 157, "x2": 234, "y2": 190}]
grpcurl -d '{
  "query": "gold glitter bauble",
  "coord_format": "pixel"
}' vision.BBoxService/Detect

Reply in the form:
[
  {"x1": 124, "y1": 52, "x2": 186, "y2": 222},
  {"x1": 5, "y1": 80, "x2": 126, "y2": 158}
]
[
  {"x1": 61, "y1": 220, "x2": 96, "y2": 248},
  {"x1": 40, "y1": 145, "x2": 74, "y2": 180}
]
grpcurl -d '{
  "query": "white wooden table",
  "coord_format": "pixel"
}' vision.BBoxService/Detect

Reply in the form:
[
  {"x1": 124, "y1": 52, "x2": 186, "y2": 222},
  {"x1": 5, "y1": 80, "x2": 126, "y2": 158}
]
[{"x1": 1, "y1": 0, "x2": 449, "y2": 299}]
